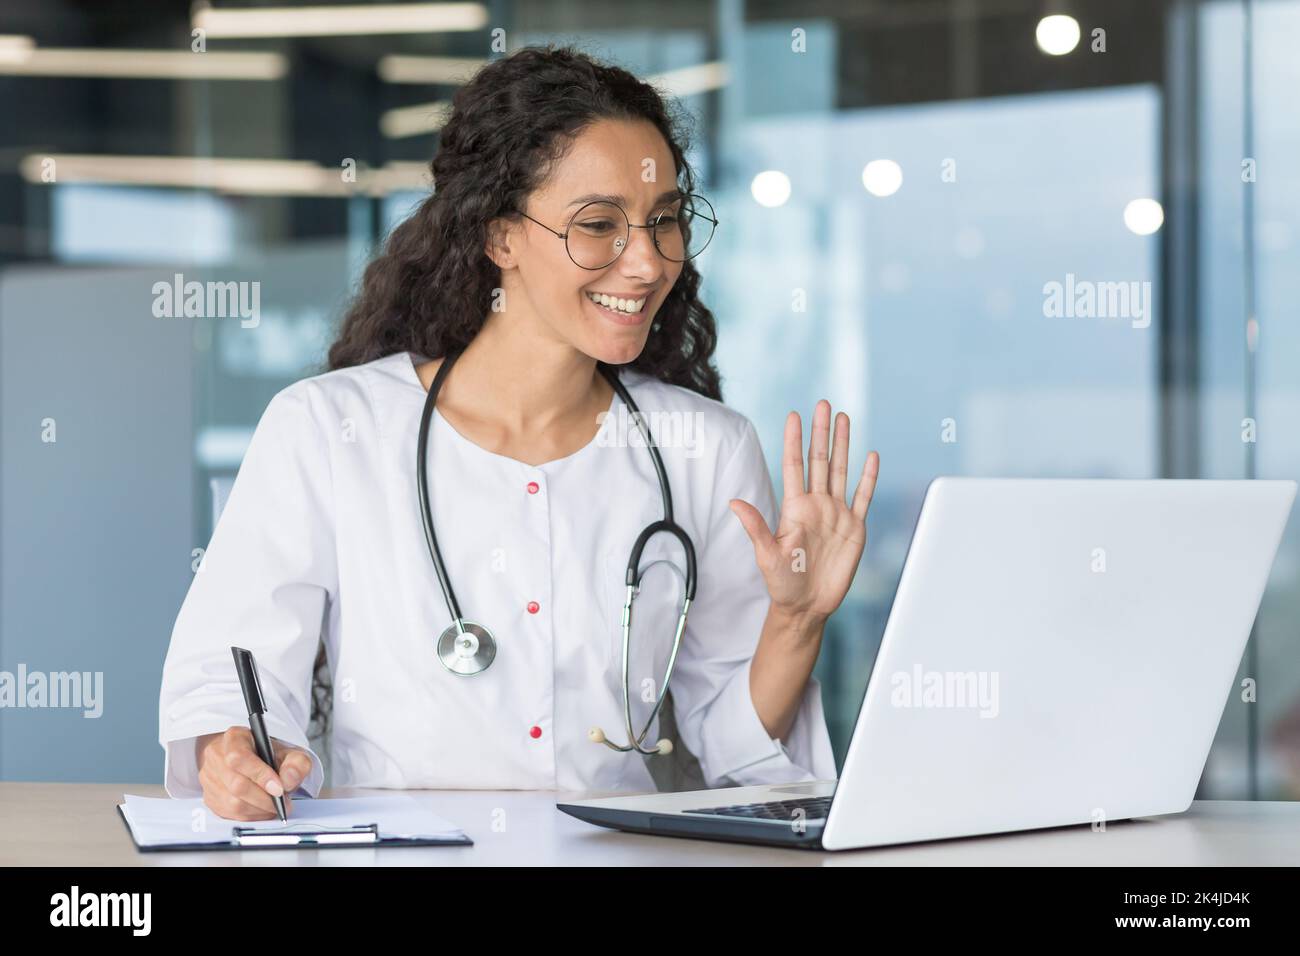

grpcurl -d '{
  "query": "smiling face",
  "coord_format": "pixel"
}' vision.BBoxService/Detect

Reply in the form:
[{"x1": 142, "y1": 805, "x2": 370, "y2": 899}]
[{"x1": 487, "y1": 117, "x2": 686, "y2": 366}]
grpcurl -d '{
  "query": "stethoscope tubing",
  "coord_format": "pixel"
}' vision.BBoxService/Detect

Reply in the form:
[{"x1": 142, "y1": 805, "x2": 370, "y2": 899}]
[
  {"x1": 417, "y1": 349, "x2": 698, "y2": 754},
  {"x1": 416, "y1": 352, "x2": 466, "y2": 626}
]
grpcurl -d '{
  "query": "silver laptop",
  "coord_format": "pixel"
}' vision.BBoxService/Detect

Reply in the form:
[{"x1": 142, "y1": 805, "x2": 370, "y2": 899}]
[{"x1": 558, "y1": 478, "x2": 1296, "y2": 851}]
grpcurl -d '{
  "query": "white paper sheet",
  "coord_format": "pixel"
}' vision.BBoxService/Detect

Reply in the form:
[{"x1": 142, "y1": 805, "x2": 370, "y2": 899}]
[{"x1": 119, "y1": 793, "x2": 466, "y2": 848}]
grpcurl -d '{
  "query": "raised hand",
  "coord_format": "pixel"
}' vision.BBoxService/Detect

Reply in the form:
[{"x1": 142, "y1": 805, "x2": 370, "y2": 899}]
[{"x1": 730, "y1": 401, "x2": 880, "y2": 621}]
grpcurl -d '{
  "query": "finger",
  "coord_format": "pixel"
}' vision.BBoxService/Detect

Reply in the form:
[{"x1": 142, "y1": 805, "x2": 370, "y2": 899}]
[
  {"x1": 275, "y1": 749, "x2": 314, "y2": 793},
  {"x1": 199, "y1": 759, "x2": 291, "y2": 818},
  {"x1": 851, "y1": 451, "x2": 881, "y2": 522},
  {"x1": 807, "y1": 400, "x2": 831, "y2": 494},
  {"x1": 211, "y1": 727, "x2": 275, "y2": 803},
  {"x1": 781, "y1": 411, "x2": 804, "y2": 503},
  {"x1": 225, "y1": 745, "x2": 286, "y2": 801},
  {"x1": 208, "y1": 789, "x2": 281, "y2": 822},
  {"x1": 220, "y1": 766, "x2": 281, "y2": 816},
  {"x1": 221, "y1": 725, "x2": 254, "y2": 750},
  {"x1": 829, "y1": 412, "x2": 850, "y2": 502},
  {"x1": 729, "y1": 499, "x2": 777, "y2": 561}
]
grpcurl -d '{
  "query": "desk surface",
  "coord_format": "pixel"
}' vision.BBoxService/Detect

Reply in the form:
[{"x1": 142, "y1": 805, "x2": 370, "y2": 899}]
[{"x1": 2, "y1": 783, "x2": 1297, "y2": 866}]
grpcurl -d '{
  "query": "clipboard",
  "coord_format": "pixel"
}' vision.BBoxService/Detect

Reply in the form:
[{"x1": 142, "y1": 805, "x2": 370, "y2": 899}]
[{"x1": 116, "y1": 804, "x2": 473, "y2": 852}]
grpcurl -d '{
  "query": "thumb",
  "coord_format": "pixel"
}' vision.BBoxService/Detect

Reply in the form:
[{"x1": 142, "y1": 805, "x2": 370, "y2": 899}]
[
  {"x1": 730, "y1": 499, "x2": 776, "y2": 559},
  {"x1": 275, "y1": 748, "x2": 314, "y2": 793}
]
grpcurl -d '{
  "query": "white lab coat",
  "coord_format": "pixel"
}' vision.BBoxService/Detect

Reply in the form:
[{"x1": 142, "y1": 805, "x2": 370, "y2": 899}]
[{"x1": 158, "y1": 350, "x2": 837, "y2": 798}]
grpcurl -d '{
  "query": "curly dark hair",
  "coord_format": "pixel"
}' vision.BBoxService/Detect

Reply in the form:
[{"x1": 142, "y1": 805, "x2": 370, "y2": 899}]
[{"x1": 307, "y1": 44, "x2": 723, "y2": 745}]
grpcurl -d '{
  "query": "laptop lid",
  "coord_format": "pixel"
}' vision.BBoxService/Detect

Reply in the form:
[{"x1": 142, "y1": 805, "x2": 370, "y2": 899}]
[{"x1": 823, "y1": 478, "x2": 1295, "y2": 850}]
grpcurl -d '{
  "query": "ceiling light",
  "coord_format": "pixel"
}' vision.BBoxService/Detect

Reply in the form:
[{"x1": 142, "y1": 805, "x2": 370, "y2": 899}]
[
  {"x1": 377, "y1": 55, "x2": 488, "y2": 84},
  {"x1": 193, "y1": 2, "x2": 488, "y2": 38},
  {"x1": 1035, "y1": 15, "x2": 1081, "y2": 56},
  {"x1": 0, "y1": 48, "x2": 286, "y2": 80}
]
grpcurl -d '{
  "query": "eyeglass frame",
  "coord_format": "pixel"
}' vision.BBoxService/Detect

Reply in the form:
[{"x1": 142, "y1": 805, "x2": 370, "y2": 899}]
[{"x1": 513, "y1": 193, "x2": 719, "y2": 271}]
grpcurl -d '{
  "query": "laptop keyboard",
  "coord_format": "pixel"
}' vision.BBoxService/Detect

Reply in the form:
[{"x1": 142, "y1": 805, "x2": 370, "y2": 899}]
[{"x1": 683, "y1": 795, "x2": 832, "y2": 823}]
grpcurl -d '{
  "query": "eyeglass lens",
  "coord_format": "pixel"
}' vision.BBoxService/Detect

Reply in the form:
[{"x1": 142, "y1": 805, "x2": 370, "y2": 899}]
[{"x1": 565, "y1": 195, "x2": 715, "y2": 269}]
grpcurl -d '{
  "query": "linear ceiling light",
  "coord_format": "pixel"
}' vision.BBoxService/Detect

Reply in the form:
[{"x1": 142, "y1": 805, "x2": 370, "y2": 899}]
[
  {"x1": 19, "y1": 154, "x2": 432, "y2": 197},
  {"x1": 380, "y1": 100, "x2": 453, "y2": 138},
  {"x1": 0, "y1": 35, "x2": 35, "y2": 63},
  {"x1": 647, "y1": 61, "x2": 729, "y2": 97},
  {"x1": 193, "y1": 2, "x2": 488, "y2": 38},
  {"x1": 0, "y1": 47, "x2": 286, "y2": 80},
  {"x1": 377, "y1": 54, "x2": 488, "y2": 84}
]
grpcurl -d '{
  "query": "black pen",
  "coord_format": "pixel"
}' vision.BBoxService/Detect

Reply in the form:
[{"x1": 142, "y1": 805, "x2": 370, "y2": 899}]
[{"x1": 231, "y1": 646, "x2": 288, "y2": 822}]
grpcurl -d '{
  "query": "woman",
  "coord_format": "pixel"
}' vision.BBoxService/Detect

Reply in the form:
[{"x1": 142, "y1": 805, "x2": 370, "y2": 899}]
[{"x1": 159, "y1": 46, "x2": 879, "y2": 821}]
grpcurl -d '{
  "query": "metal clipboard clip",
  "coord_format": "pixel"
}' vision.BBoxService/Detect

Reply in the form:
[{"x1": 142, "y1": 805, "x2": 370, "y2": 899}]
[{"x1": 232, "y1": 822, "x2": 380, "y2": 847}]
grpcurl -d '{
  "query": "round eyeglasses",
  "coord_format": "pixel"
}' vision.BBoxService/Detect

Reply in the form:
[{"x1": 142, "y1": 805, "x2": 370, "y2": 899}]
[{"x1": 517, "y1": 194, "x2": 718, "y2": 271}]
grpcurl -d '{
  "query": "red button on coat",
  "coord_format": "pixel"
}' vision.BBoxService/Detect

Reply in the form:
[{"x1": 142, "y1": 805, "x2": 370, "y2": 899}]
[
  {"x1": 526, "y1": 601, "x2": 540, "y2": 614},
  {"x1": 529, "y1": 725, "x2": 543, "y2": 739},
  {"x1": 526, "y1": 481, "x2": 539, "y2": 494}
]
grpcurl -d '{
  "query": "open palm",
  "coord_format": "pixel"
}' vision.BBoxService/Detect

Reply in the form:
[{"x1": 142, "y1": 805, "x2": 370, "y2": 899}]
[{"x1": 730, "y1": 402, "x2": 880, "y2": 619}]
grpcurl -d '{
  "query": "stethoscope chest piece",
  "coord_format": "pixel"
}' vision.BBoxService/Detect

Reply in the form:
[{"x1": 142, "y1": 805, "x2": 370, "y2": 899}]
[{"x1": 437, "y1": 620, "x2": 496, "y2": 676}]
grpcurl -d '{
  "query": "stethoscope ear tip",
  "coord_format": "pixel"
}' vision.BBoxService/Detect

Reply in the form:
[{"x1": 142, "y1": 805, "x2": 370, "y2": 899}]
[
  {"x1": 588, "y1": 726, "x2": 607, "y2": 744},
  {"x1": 655, "y1": 738, "x2": 674, "y2": 755}
]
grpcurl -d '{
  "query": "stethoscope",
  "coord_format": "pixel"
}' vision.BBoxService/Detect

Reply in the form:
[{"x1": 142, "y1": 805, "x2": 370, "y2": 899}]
[{"x1": 416, "y1": 349, "x2": 697, "y2": 757}]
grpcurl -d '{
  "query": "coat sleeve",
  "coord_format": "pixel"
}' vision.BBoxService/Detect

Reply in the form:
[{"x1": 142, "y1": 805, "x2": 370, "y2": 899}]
[
  {"x1": 669, "y1": 417, "x2": 838, "y2": 788},
  {"x1": 157, "y1": 384, "x2": 336, "y2": 798}
]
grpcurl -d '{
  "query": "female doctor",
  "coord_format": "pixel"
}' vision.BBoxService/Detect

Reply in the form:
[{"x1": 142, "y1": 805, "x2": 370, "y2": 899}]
[{"x1": 158, "y1": 46, "x2": 880, "y2": 821}]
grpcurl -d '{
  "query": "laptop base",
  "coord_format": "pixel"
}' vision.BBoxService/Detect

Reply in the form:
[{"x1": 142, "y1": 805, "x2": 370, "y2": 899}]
[{"x1": 557, "y1": 802, "x2": 825, "y2": 849}]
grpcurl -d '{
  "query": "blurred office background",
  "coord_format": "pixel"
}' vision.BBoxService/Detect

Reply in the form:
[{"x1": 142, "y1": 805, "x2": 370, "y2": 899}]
[{"x1": 1, "y1": 0, "x2": 1297, "y2": 799}]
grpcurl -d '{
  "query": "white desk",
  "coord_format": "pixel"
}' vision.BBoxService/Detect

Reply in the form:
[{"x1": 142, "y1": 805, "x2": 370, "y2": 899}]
[{"x1": 2, "y1": 783, "x2": 1296, "y2": 865}]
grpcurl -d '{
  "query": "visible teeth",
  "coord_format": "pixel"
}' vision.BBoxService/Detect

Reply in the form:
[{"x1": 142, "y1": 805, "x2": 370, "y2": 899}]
[{"x1": 587, "y1": 292, "x2": 645, "y2": 314}]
